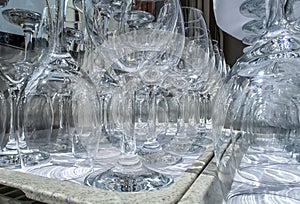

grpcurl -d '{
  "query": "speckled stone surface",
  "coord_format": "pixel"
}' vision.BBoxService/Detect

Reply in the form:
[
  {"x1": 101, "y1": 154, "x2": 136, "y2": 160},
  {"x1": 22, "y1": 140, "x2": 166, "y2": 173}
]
[
  {"x1": 0, "y1": 146, "x2": 214, "y2": 204},
  {"x1": 178, "y1": 159, "x2": 225, "y2": 204}
]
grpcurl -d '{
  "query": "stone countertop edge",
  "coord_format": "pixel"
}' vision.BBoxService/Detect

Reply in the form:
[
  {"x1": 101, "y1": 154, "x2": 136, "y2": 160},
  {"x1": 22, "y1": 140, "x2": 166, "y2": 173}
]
[
  {"x1": 178, "y1": 158, "x2": 225, "y2": 204},
  {"x1": 0, "y1": 145, "x2": 214, "y2": 204}
]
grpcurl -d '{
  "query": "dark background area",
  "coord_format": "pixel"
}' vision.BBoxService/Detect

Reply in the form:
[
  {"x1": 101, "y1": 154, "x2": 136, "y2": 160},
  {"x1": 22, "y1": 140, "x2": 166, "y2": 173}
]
[{"x1": 180, "y1": 0, "x2": 246, "y2": 66}]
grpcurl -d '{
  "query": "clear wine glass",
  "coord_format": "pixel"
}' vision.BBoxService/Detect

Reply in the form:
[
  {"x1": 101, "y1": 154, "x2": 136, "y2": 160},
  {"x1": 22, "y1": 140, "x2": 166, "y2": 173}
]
[
  {"x1": 163, "y1": 7, "x2": 212, "y2": 155},
  {"x1": 0, "y1": 5, "x2": 43, "y2": 168},
  {"x1": 136, "y1": 11, "x2": 185, "y2": 167},
  {"x1": 20, "y1": 0, "x2": 101, "y2": 181},
  {"x1": 83, "y1": 0, "x2": 183, "y2": 192},
  {"x1": 214, "y1": 0, "x2": 300, "y2": 202},
  {"x1": 82, "y1": 0, "x2": 123, "y2": 163}
]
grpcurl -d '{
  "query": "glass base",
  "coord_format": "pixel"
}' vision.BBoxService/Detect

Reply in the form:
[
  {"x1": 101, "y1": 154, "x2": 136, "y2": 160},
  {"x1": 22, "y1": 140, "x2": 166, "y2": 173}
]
[
  {"x1": 139, "y1": 141, "x2": 162, "y2": 154},
  {"x1": 94, "y1": 146, "x2": 121, "y2": 161},
  {"x1": 139, "y1": 150, "x2": 182, "y2": 168},
  {"x1": 5, "y1": 139, "x2": 27, "y2": 150},
  {"x1": 164, "y1": 140, "x2": 194, "y2": 155},
  {"x1": 195, "y1": 131, "x2": 213, "y2": 143},
  {"x1": 21, "y1": 150, "x2": 50, "y2": 166},
  {"x1": 23, "y1": 153, "x2": 93, "y2": 181},
  {"x1": 85, "y1": 167, "x2": 173, "y2": 192},
  {"x1": 0, "y1": 149, "x2": 20, "y2": 168}
]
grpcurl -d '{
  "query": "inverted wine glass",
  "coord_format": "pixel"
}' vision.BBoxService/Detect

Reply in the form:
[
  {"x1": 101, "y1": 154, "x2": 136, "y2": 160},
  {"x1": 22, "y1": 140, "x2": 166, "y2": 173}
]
[
  {"x1": 0, "y1": 3, "x2": 44, "y2": 168},
  {"x1": 214, "y1": 0, "x2": 300, "y2": 202},
  {"x1": 20, "y1": 0, "x2": 101, "y2": 181}
]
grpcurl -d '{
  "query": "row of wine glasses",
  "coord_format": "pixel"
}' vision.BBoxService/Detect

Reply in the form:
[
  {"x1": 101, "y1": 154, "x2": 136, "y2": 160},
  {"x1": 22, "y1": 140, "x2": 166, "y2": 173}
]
[
  {"x1": 0, "y1": 0, "x2": 227, "y2": 193},
  {"x1": 83, "y1": 2, "x2": 229, "y2": 191}
]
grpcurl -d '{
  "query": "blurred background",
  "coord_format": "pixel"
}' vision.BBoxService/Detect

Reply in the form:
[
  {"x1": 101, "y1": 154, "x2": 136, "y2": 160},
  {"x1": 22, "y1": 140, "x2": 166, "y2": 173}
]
[{"x1": 180, "y1": 0, "x2": 246, "y2": 66}]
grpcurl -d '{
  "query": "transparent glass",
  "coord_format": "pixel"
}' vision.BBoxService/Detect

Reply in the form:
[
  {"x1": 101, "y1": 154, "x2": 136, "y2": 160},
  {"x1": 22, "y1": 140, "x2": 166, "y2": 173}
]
[
  {"x1": 83, "y1": 0, "x2": 183, "y2": 192},
  {"x1": 0, "y1": 1, "x2": 45, "y2": 168},
  {"x1": 214, "y1": 0, "x2": 300, "y2": 203},
  {"x1": 20, "y1": 0, "x2": 101, "y2": 181},
  {"x1": 162, "y1": 7, "x2": 213, "y2": 156}
]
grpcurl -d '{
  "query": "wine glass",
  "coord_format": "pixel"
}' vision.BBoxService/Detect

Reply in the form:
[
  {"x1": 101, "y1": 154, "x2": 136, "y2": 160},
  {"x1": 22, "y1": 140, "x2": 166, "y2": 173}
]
[
  {"x1": 163, "y1": 7, "x2": 212, "y2": 155},
  {"x1": 0, "y1": 4, "x2": 44, "y2": 168},
  {"x1": 214, "y1": 0, "x2": 300, "y2": 202},
  {"x1": 83, "y1": 0, "x2": 183, "y2": 192},
  {"x1": 135, "y1": 10, "x2": 185, "y2": 167},
  {"x1": 20, "y1": 0, "x2": 101, "y2": 181}
]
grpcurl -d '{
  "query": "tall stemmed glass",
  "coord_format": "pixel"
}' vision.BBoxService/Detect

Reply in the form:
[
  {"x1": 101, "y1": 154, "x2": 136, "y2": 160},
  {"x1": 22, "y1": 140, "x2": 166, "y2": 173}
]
[
  {"x1": 82, "y1": 0, "x2": 122, "y2": 163},
  {"x1": 0, "y1": 5, "x2": 43, "y2": 168},
  {"x1": 84, "y1": 0, "x2": 183, "y2": 192},
  {"x1": 162, "y1": 7, "x2": 212, "y2": 156},
  {"x1": 20, "y1": 0, "x2": 100, "y2": 181},
  {"x1": 136, "y1": 10, "x2": 185, "y2": 167}
]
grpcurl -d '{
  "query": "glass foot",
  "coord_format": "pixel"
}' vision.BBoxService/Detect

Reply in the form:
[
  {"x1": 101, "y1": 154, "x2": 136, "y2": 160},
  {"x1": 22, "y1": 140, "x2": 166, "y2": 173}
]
[
  {"x1": 139, "y1": 150, "x2": 182, "y2": 168},
  {"x1": 5, "y1": 140, "x2": 25, "y2": 150},
  {"x1": 194, "y1": 132, "x2": 213, "y2": 145},
  {"x1": 164, "y1": 140, "x2": 194, "y2": 155},
  {"x1": 0, "y1": 149, "x2": 20, "y2": 168},
  {"x1": 23, "y1": 153, "x2": 93, "y2": 181},
  {"x1": 186, "y1": 144, "x2": 206, "y2": 156},
  {"x1": 21, "y1": 150, "x2": 50, "y2": 166},
  {"x1": 85, "y1": 167, "x2": 173, "y2": 192}
]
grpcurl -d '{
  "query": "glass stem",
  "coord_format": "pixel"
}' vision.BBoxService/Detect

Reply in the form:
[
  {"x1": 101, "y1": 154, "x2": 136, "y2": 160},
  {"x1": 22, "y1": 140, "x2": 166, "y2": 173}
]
[
  {"x1": 187, "y1": 91, "x2": 195, "y2": 128},
  {"x1": 23, "y1": 32, "x2": 32, "y2": 61},
  {"x1": 265, "y1": 0, "x2": 287, "y2": 29},
  {"x1": 117, "y1": 89, "x2": 142, "y2": 169},
  {"x1": 176, "y1": 93, "x2": 187, "y2": 137},
  {"x1": 142, "y1": 86, "x2": 161, "y2": 151},
  {"x1": 54, "y1": 94, "x2": 72, "y2": 152},
  {"x1": 50, "y1": 0, "x2": 68, "y2": 54},
  {"x1": 6, "y1": 88, "x2": 21, "y2": 149},
  {"x1": 58, "y1": 95, "x2": 68, "y2": 136},
  {"x1": 21, "y1": 24, "x2": 35, "y2": 62}
]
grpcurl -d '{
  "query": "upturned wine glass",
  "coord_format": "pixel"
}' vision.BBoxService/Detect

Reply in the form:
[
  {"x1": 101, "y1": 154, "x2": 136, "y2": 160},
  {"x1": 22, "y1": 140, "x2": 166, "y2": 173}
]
[
  {"x1": 0, "y1": 3, "x2": 44, "y2": 168},
  {"x1": 20, "y1": 0, "x2": 101, "y2": 181},
  {"x1": 83, "y1": 0, "x2": 183, "y2": 192},
  {"x1": 214, "y1": 0, "x2": 300, "y2": 203}
]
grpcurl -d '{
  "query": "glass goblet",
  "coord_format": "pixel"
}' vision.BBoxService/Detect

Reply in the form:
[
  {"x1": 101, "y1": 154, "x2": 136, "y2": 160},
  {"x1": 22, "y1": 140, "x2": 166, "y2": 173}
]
[
  {"x1": 0, "y1": 6, "x2": 44, "y2": 168},
  {"x1": 83, "y1": 0, "x2": 183, "y2": 192},
  {"x1": 20, "y1": 0, "x2": 101, "y2": 181},
  {"x1": 214, "y1": 0, "x2": 300, "y2": 202}
]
